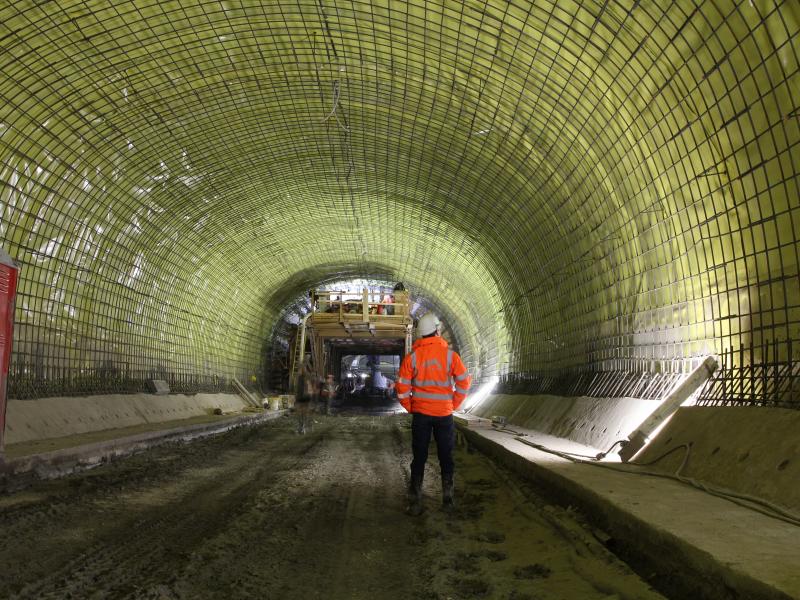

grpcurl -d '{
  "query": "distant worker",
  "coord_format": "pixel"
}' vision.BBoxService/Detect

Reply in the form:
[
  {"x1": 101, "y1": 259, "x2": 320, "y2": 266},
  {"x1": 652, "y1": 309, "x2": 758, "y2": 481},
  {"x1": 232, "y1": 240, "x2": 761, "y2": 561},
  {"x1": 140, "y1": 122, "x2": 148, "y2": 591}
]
[
  {"x1": 376, "y1": 287, "x2": 386, "y2": 315},
  {"x1": 295, "y1": 359, "x2": 317, "y2": 434},
  {"x1": 320, "y1": 373, "x2": 338, "y2": 415},
  {"x1": 396, "y1": 312, "x2": 471, "y2": 515},
  {"x1": 373, "y1": 368, "x2": 387, "y2": 390},
  {"x1": 373, "y1": 368, "x2": 394, "y2": 400},
  {"x1": 317, "y1": 291, "x2": 329, "y2": 313},
  {"x1": 387, "y1": 282, "x2": 405, "y2": 316},
  {"x1": 381, "y1": 289, "x2": 394, "y2": 316}
]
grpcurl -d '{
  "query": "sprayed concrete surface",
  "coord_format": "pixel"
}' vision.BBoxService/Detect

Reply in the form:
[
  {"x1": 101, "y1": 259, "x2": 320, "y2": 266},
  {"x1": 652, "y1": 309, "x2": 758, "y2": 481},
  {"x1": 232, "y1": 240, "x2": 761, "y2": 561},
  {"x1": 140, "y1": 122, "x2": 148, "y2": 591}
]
[
  {"x1": 5, "y1": 393, "x2": 250, "y2": 444},
  {"x1": 0, "y1": 415, "x2": 664, "y2": 600},
  {"x1": 3, "y1": 412, "x2": 252, "y2": 459},
  {"x1": 0, "y1": 412, "x2": 285, "y2": 493},
  {"x1": 469, "y1": 394, "x2": 659, "y2": 452},
  {"x1": 470, "y1": 395, "x2": 800, "y2": 516},
  {"x1": 635, "y1": 406, "x2": 800, "y2": 512}
]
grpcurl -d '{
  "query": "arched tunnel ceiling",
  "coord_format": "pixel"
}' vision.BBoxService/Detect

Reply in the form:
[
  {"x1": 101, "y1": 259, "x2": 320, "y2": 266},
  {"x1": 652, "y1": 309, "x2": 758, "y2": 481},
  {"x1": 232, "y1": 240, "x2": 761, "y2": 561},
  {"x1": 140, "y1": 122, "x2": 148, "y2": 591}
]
[{"x1": 0, "y1": 1, "x2": 799, "y2": 398}]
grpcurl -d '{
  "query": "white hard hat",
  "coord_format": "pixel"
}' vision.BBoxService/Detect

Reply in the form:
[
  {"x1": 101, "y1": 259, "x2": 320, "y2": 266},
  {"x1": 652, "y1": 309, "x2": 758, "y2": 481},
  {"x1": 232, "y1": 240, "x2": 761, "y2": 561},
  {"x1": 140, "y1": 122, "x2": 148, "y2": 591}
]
[{"x1": 416, "y1": 312, "x2": 441, "y2": 337}]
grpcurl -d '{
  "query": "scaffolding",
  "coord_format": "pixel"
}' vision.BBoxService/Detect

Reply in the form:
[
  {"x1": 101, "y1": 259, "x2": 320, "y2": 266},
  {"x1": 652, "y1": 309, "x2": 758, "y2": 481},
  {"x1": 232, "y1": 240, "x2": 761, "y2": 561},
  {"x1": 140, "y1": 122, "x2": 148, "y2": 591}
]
[{"x1": 289, "y1": 289, "x2": 413, "y2": 393}]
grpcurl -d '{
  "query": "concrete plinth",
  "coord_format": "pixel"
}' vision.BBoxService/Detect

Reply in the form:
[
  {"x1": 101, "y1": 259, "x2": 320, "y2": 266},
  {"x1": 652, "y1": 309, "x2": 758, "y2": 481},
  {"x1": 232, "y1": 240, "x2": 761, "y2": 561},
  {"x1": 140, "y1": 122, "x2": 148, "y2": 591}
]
[
  {"x1": 458, "y1": 418, "x2": 800, "y2": 600},
  {"x1": 0, "y1": 410, "x2": 286, "y2": 492},
  {"x1": 4, "y1": 393, "x2": 252, "y2": 445}
]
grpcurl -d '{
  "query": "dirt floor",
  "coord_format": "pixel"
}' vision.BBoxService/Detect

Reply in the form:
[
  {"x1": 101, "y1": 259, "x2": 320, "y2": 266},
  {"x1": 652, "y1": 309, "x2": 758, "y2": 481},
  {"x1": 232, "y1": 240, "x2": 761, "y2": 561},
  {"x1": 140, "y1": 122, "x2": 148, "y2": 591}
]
[{"x1": 0, "y1": 414, "x2": 667, "y2": 600}]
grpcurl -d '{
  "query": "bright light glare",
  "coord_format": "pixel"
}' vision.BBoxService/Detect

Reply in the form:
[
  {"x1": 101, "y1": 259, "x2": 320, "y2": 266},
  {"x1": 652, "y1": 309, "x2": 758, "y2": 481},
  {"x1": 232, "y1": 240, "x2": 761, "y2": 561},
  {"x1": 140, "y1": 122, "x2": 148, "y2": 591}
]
[{"x1": 461, "y1": 376, "x2": 499, "y2": 413}]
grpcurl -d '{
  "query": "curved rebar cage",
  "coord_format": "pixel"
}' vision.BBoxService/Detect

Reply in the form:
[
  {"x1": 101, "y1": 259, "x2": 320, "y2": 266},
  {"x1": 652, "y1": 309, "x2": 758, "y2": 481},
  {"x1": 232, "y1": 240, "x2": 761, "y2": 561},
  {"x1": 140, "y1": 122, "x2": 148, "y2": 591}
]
[{"x1": 0, "y1": 2, "x2": 798, "y2": 405}]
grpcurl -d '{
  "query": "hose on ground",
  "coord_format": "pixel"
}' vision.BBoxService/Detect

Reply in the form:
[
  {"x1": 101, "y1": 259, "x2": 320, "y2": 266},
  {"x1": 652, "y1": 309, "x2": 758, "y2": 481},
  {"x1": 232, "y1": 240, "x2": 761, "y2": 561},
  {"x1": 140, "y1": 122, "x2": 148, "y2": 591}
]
[{"x1": 493, "y1": 424, "x2": 627, "y2": 461}]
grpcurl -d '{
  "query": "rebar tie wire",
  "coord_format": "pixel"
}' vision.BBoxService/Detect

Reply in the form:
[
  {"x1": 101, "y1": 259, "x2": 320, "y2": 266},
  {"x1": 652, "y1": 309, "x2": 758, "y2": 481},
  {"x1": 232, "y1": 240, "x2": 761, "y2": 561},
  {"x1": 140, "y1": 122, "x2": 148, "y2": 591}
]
[{"x1": 323, "y1": 79, "x2": 349, "y2": 133}]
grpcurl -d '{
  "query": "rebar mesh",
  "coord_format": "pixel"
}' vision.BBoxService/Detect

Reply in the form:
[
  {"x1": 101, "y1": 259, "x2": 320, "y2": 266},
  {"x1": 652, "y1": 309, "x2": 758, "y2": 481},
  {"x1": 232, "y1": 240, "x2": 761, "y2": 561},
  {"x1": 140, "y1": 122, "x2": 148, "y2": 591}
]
[{"x1": 0, "y1": 1, "x2": 798, "y2": 405}]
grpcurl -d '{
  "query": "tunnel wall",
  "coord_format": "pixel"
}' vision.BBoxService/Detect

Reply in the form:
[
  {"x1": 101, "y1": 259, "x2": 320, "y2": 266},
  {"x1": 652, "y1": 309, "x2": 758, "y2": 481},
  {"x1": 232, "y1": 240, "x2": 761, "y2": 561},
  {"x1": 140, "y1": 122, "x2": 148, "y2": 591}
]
[
  {"x1": 470, "y1": 393, "x2": 659, "y2": 452},
  {"x1": 0, "y1": 2, "x2": 798, "y2": 407},
  {"x1": 496, "y1": 2, "x2": 800, "y2": 387}
]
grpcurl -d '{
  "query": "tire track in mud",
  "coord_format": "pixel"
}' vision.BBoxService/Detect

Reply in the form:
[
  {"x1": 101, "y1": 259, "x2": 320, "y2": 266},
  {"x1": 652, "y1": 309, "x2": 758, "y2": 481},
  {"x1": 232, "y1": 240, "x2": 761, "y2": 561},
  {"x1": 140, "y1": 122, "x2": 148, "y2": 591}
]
[
  {"x1": 169, "y1": 416, "x2": 424, "y2": 600},
  {"x1": 321, "y1": 420, "x2": 417, "y2": 599},
  {"x1": 3, "y1": 420, "x2": 326, "y2": 599}
]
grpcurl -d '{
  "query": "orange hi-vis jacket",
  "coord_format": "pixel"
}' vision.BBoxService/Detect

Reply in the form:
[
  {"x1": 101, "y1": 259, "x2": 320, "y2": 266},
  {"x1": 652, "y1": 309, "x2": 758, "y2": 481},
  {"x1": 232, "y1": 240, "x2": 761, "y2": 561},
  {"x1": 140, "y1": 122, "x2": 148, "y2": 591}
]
[{"x1": 396, "y1": 336, "x2": 472, "y2": 417}]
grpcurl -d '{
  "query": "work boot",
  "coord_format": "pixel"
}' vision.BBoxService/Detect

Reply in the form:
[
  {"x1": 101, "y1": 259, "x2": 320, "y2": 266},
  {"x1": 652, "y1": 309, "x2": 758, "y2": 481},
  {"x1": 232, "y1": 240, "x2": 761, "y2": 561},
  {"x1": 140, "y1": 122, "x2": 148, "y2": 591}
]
[
  {"x1": 442, "y1": 475, "x2": 455, "y2": 512},
  {"x1": 406, "y1": 476, "x2": 424, "y2": 516}
]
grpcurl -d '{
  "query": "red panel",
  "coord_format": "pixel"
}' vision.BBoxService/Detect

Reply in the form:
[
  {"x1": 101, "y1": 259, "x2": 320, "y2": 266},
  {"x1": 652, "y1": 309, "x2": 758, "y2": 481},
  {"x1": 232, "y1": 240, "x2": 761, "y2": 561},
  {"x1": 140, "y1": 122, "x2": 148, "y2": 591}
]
[{"x1": 0, "y1": 261, "x2": 19, "y2": 452}]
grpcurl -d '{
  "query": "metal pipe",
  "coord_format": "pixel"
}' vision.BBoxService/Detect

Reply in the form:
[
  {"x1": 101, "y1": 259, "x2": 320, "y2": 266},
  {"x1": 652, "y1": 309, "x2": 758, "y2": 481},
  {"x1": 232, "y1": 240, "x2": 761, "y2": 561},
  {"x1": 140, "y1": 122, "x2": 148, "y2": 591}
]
[{"x1": 618, "y1": 356, "x2": 718, "y2": 462}]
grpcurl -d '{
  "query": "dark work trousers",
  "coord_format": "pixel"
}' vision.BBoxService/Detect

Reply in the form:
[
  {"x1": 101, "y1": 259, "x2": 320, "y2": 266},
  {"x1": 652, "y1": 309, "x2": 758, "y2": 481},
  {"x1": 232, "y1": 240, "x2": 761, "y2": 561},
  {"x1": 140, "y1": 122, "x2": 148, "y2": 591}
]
[{"x1": 410, "y1": 413, "x2": 455, "y2": 483}]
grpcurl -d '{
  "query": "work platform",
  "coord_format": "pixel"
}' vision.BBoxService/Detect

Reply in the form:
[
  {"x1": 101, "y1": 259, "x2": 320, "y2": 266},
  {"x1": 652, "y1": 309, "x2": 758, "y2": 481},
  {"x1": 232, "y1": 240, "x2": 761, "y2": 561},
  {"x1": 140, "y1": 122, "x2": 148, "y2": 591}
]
[
  {"x1": 290, "y1": 288, "x2": 413, "y2": 390},
  {"x1": 308, "y1": 288, "x2": 412, "y2": 342}
]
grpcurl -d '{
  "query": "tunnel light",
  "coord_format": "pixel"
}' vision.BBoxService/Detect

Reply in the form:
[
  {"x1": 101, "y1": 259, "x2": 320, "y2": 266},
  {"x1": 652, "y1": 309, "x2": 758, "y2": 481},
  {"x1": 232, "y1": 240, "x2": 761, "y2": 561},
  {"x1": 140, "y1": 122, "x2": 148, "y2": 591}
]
[{"x1": 461, "y1": 376, "x2": 499, "y2": 413}]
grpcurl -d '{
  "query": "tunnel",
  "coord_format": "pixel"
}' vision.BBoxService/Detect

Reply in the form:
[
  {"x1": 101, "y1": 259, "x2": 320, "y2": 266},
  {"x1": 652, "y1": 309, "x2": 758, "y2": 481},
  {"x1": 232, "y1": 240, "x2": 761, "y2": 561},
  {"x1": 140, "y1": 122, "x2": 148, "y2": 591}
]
[{"x1": 0, "y1": 1, "x2": 799, "y2": 599}]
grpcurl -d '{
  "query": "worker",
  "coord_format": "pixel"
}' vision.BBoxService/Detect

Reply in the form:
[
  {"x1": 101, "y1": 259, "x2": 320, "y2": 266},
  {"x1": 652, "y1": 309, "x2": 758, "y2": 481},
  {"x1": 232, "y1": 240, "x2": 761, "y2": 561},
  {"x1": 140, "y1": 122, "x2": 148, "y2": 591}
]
[
  {"x1": 381, "y1": 289, "x2": 394, "y2": 316},
  {"x1": 319, "y1": 373, "x2": 338, "y2": 415},
  {"x1": 295, "y1": 359, "x2": 317, "y2": 434},
  {"x1": 387, "y1": 282, "x2": 405, "y2": 316},
  {"x1": 373, "y1": 368, "x2": 395, "y2": 400},
  {"x1": 395, "y1": 312, "x2": 471, "y2": 515}
]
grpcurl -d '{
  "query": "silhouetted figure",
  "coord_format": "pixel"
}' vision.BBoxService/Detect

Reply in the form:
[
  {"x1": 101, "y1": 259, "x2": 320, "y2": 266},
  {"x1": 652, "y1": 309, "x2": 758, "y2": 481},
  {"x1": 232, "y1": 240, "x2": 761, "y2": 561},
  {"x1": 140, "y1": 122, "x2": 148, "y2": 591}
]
[
  {"x1": 296, "y1": 359, "x2": 318, "y2": 434},
  {"x1": 320, "y1": 373, "x2": 338, "y2": 415}
]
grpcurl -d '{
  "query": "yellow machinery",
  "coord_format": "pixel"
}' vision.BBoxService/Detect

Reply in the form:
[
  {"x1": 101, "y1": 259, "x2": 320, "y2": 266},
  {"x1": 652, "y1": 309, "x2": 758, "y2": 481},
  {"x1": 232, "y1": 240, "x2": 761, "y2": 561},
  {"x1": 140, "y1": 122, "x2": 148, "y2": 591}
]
[{"x1": 289, "y1": 289, "x2": 413, "y2": 392}]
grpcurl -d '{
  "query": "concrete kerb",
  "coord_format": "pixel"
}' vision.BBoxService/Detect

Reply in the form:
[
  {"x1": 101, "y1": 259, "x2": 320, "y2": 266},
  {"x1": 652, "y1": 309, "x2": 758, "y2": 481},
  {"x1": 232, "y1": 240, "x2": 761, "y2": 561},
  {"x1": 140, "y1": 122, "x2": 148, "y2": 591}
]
[
  {"x1": 457, "y1": 423, "x2": 797, "y2": 600},
  {"x1": 0, "y1": 410, "x2": 287, "y2": 492}
]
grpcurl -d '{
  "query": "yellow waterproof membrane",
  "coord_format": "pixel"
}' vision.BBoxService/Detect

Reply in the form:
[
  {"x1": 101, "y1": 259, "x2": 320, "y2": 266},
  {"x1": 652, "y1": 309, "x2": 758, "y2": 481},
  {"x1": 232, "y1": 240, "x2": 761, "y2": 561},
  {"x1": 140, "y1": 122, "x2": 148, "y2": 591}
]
[{"x1": 0, "y1": 2, "x2": 798, "y2": 404}]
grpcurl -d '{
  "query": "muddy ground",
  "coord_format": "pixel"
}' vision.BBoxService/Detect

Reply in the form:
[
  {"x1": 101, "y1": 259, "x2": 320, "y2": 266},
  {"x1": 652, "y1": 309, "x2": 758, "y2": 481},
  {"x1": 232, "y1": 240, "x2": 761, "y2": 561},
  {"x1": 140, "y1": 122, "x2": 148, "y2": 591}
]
[{"x1": 0, "y1": 415, "x2": 666, "y2": 599}]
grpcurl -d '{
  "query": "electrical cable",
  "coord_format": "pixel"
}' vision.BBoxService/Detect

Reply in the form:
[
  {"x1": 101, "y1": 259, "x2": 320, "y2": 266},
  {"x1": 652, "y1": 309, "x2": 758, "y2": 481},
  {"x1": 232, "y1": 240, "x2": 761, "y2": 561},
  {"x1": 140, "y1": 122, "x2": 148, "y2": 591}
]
[
  {"x1": 492, "y1": 424, "x2": 526, "y2": 437},
  {"x1": 493, "y1": 424, "x2": 626, "y2": 461},
  {"x1": 632, "y1": 443, "x2": 692, "y2": 472},
  {"x1": 508, "y1": 435, "x2": 800, "y2": 528},
  {"x1": 594, "y1": 439, "x2": 627, "y2": 460}
]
